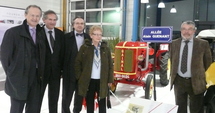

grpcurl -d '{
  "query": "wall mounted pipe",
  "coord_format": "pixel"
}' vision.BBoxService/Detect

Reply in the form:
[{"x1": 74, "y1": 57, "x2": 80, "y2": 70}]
[{"x1": 131, "y1": 0, "x2": 140, "y2": 41}]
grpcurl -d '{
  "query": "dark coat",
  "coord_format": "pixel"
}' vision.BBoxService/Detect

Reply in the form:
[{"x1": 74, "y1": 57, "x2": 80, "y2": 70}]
[
  {"x1": 0, "y1": 20, "x2": 46, "y2": 100},
  {"x1": 62, "y1": 31, "x2": 90, "y2": 83},
  {"x1": 75, "y1": 39, "x2": 114, "y2": 99},
  {"x1": 40, "y1": 27, "x2": 64, "y2": 81},
  {"x1": 170, "y1": 37, "x2": 212, "y2": 94}
]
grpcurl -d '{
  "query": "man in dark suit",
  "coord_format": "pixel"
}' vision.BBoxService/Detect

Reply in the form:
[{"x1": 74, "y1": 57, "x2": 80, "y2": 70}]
[
  {"x1": 62, "y1": 17, "x2": 90, "y2": 113},
  {"x1": 170, "y1": 20, "x2": 212, "y2": 113},
  {"x1": 38, "y1": 10, "x2": 64, "y2": 113},
  {"x1": 0, "y1": 5, "x2": 46, "y2": 113}
]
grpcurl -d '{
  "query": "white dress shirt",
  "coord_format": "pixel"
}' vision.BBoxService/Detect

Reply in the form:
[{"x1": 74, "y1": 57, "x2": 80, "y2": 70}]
[{"x1": 44, "y1": 26, "x2": 55, "y2": 53}]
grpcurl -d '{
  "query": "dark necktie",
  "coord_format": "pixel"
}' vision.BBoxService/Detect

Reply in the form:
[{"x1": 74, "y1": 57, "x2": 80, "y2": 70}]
[
  {"x1": 181, "y1": 40, "x2": 189, "y2": 74},
  {"x1": 76, "y1": 33, "x2": 83, "y2": 36},
  {"x1": 95, "y1": 47, "x2": 99, "y2": 57},
  {"x1": 48, "y1": 31, "x2": 54, "y2": 49}
]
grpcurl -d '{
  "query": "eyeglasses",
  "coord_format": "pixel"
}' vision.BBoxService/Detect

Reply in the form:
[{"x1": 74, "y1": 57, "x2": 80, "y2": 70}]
[
  {"x1": 92, "y1": 33, "x2": 102, "y2": 37},
  {"x1": 74, "y1": 22, "x2": 84, "y2": 25}
]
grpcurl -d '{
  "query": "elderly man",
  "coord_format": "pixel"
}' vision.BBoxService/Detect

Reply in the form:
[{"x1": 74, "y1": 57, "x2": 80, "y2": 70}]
[
  {"x1": 1, "y1": 5, "x2": 46, "y2": 113},
  {"x1": 170, "y1": 20, "x2": 212, "y2": 113}
]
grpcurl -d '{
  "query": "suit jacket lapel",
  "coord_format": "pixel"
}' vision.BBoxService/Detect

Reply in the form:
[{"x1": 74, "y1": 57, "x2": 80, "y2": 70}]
[
  {"x1": 20, "y1": 25, "x2": 36, "y2": 45},
  {"x1": 40, "y1": 28, "x2": 51, "y2": 53},
  {"x1": 83, "y1": 33, "x2": 89, "y2": 39},
  {"x1": 67, "y1": 32, "x2": 78, "y2": 58},
  {"x1": 173, "y1": 38, "x2": 182, "y2": 71},
  {"x1": 192, "y1": 38, "x2": 197, "y2": 56},
  {"x1": 191, "y1": 38, "x2": 198, "y2": 70},
  {"x1": 72, "y1": 32, "x2": 78, "y2": 53},
  {"x1": 53, "y1": 28, "x2": 59, "y2": 51}
]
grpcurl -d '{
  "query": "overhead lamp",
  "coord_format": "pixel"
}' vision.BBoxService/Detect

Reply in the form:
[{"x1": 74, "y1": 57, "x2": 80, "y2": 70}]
[
  {"x1": 147, "y1": 5, "x2": 150, "y2": 8},
  {"x1": 141, "y1": 0, "x2": 149, "y2": 3},
  {"x1": 170, "y1": 5, "x2": 177, "y2": 13},
  {"x1": 158, "y1": 1, "x2": 165, "y2": 8}
]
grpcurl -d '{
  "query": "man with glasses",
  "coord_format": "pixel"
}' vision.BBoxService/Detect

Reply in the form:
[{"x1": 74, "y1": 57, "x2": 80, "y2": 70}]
[
  {"x1": 62, "y1": 17, "x2": 90, "y2": 113},
  {"x1": 170, "y1": 20, "x2": 212, "y2": 113}
]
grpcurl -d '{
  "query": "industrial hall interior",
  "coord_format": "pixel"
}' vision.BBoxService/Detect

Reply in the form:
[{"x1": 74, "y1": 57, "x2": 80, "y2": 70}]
[{"x1": 0, "y1": 0, "x2": 215, "y2": 113}]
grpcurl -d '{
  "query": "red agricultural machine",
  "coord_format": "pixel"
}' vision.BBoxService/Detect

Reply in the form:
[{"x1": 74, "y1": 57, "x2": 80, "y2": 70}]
[{"x1": 111, "y1": 41, "x2": 169, "y2": 99}]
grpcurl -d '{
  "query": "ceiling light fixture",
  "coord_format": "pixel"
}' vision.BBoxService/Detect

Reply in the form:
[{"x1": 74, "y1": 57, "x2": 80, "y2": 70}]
[
  {"x1": 158, "y1": 0, "x2": 165, "y2": 8},
  {"x1": 141, "y1": 0, "x2": 149, "y2": 3},
  {"x1": 170, "y1": 5, "x2": 177, "y2": 13}
]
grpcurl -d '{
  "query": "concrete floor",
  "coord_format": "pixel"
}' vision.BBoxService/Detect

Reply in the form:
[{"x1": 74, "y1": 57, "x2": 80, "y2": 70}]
[{"x1": 0, "y1": 75, "x2": 177, "y2": 113}]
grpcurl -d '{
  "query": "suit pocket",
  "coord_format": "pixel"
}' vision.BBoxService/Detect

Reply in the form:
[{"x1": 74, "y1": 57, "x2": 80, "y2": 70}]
[{"x1": 6, "y1": 61, "x2": 16, "y2": 77}]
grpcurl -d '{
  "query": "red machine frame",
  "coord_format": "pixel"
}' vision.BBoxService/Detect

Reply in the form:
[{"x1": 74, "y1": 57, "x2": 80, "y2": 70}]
[{"x1": 112, "y1": 41, "x2": 169, "y2": 99}]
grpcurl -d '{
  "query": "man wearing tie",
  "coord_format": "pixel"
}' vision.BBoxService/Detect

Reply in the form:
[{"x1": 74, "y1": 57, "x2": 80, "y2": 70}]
[
  {"x1": 62, "y1": 17, "x2": 90, "y2": 113},
  {"x1": 170, "y1": 21, "x2": 212, "y2": 113},
  {"x1": 1, "y1": 5, "x2": 46, "y2": 113},
  {"x1": 38, "y1": 10, "x2": 64, "y2": 113}
]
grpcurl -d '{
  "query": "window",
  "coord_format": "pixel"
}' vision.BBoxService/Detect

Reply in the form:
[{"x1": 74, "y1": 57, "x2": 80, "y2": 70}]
[
  {"x1": 103, "y1": 11, "x2": 120, "y2": 23},
  {"x1": 103, "y1": 0, "x2": 120, "y2": 8},
  {"x1": 70, "y1": 1, "x2": 84, "y2": 10},
  {"x1": 86, "y1": 0, "x2": 101, "y2": 9},
  {"x1": 102, "y1": 25, "x2": 120, "y2": 37},
  {"x1": 86, "y1": 11, "x2": 101, "y2": 23},
  {"x1": 69, "y1": 0, "x2": 122, "y2": 38}
]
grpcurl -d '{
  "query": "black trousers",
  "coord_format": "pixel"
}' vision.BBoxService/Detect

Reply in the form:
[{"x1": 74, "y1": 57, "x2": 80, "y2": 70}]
[
  {"x1": 86, "y1": 79, "x2": 106, "y2": 113},
  {"x1": 174, "y1": 74, "x2": 204, "y2": 113},
  {"x1": 62, "y1": 79, "x2": 83, "y2": 113},
  {"x1": 10, "y1": 77, "x2": 40, "y2": 113},
  {"x1": 39, "y1": 72, "x2": 61, "y2": 113}
]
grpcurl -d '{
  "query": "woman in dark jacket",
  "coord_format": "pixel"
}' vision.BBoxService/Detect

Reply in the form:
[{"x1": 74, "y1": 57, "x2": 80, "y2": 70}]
[{"x1": 75, "y1": 25, "x2": 113, "y2": 113}]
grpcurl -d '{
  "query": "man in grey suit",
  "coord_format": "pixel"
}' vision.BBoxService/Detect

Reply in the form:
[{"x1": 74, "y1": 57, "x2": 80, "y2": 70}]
[{"x1": 170, "y1": 21, "x2": 212, "y2": 113}]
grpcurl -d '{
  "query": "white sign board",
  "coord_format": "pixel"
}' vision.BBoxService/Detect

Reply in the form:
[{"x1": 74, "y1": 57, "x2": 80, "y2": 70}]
[
  {"x1": 126, "y1": 97, "x2": 178, "y2": 113},
  {"x1": 0, "y1": 7, "x2": 25, "y2": 45},
  {"x1": 0, "y1": 6, "x2": 61, "y2": 45}
]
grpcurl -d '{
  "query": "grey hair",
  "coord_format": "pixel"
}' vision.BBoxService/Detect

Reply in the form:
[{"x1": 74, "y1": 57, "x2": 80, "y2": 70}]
[
  {"x1": 42, "y1": 10, "x2": 58, "y2": 20},
  {"x1": 25, "y1": 5, "x2": 42, "y2": 17},
  {"x1": 181, "y1": 20, "x2": 197, "y2": 30}
]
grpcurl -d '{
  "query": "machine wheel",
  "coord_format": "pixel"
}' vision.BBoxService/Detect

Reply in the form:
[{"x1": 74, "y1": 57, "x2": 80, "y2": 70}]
[
  {"x1": 159, "y1": 52, "x2": 169, "y2": 86},
  {"x1": 145, "y1": 75, "x2": 154, "y2": 99}
]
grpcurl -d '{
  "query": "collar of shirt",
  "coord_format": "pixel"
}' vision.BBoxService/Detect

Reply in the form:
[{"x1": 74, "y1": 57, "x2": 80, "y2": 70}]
[
  {"x1": 44, "y1": 26, "x2": 55, "y2": 39},
  {"x1": 74, "y1": 31, "x2": 84, "y2": 51},
  {"x1": 29, "y1": 26, "x2": 36, "y2": 30},
  {"x1": 28, "y1": 26, "x2": 36, "y2": 34},
  {"x1": 181, "y1": 37, "x2": 193, "y2": 43},
  {"x1": 92, "y1": 41, "x2": 102, "y2": 47},
  {"x1": 74, "y1": 31, "x2": 83, "y2": 37}
]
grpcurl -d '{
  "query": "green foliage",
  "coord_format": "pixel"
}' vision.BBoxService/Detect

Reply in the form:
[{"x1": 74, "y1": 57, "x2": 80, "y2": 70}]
[{"x1": 106, "y1": 37, "x2": 121, "y2": 53}]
